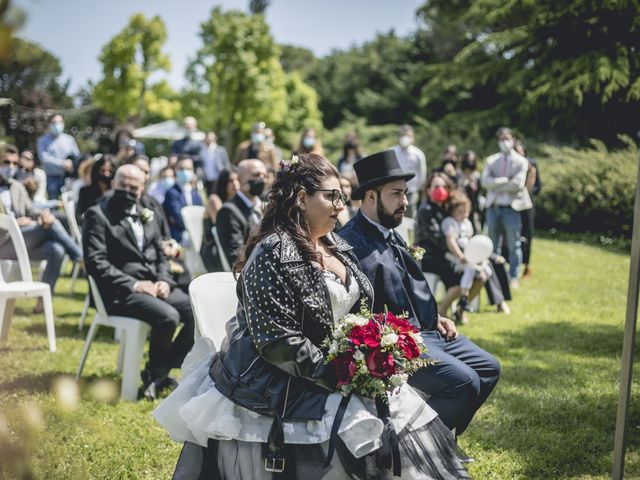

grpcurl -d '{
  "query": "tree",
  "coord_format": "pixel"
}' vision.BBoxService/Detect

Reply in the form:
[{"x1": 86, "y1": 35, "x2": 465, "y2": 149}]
[
  {"x1": 417, "y1": 0, "x2": 640, "y2": 145},
  {"x1": 279, "y1": 44, "x2": 316, "y2": 74},
  {"x1": 92, "y1": 13, "x2": 180, "y2": 124},
  {"x1": 183, "y1": 7, "x2": 288, "y2": 151},
  {"x1": 249, "y1": 0, "x2": 270, "y2": 15},
  {"x1": 277, "y1": 72, "x2": 323, "y2": 149}
]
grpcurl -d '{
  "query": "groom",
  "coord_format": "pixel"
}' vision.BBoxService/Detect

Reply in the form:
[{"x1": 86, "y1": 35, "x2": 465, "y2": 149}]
[{"x1": 339, "y1": 149, "x2": 500, "y2": 436}]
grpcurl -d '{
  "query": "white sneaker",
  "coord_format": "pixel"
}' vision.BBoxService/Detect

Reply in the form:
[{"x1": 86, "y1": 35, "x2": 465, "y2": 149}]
[{"x1": 509, "y1": 278, "x2": 520, "y2": 290}]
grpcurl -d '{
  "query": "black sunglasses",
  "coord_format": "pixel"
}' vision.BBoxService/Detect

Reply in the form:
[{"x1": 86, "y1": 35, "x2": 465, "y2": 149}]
[{"x1": 316, "y1": 189, "x2": 348, "y2": 207}]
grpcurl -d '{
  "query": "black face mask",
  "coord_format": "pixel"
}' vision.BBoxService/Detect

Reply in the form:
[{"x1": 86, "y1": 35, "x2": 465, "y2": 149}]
[
  {"x1": 248, "y1": 179, "x2": 266, "y2": 197},
  {"x1": 112, "y1": 189, "x2": 138, "y2": 211},
  {"x1": 99, "y1": 174, "x2": 113, "y2": 184}
]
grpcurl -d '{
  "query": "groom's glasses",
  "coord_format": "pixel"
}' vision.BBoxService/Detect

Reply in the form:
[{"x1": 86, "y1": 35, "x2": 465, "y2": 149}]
[{"x1": 316, "y1": 189, "x2": 348, "y2": 207}]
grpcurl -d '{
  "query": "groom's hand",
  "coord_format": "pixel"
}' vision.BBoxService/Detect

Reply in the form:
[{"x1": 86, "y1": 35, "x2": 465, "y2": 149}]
[{"x1": 437, "y1": 315, "x2": 458, "y2": 341}]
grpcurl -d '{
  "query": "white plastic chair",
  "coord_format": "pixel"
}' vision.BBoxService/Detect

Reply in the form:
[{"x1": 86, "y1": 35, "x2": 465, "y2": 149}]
[
  {"x1": 60, "y1": 191, "x2": 83, "y2": 294},
  {"x1": 181, "y1": 205, "x2": 206, "y2": 275},
  {"x1": 189, "y1": 272, "x2": 237, "y2": 349},
  {"x1": 75, "y1": 276, "x2": 151, "y2": 401},
  {"x1": 211, "y1": 226, "x2": 231, "y2": 272},
  {"x1": 0, "y1": 214, "x2": 56, "y2": 352},
  {"x1": 395, "y1": 217, "x2": 416, "y2": 245}
]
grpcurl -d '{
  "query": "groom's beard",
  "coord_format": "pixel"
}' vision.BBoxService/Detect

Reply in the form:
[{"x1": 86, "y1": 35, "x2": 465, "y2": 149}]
[{"x1": 376, "y1": 199, "x2": 404, "y2": 229}]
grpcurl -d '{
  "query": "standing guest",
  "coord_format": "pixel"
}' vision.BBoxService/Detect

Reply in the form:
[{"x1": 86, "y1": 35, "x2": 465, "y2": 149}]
[
  {"x1": 235, "y1": 121, "x2": 278, "y2": 170},
  {"x1": 392, "y1": 124, "x2": 427, "y2": 216},
  {"x1": 515, "y1": 141, "x2": 540, "y2": 279},
  {"x1": 149, "y1": 166, "x2": 175, "y2": 205},
  {"x1": 264, "y1": 127, "x2": 283, "y2": 163},
  {"x1": 171, "y1": 117, "x2": 206, "y2": 175},
  {"x1": 76, "y1": 155, "x2": 115, "y2": 224},
  {"x1": 339, "y1": 150, "x2": 500, "y2": 438},
  {"x1": 201, "y1": 168, "x2": 240, "y2": 272},
  {"x1": 0, "y1": 145, "x2": 83, "y2": 312},
  {"x1": 37, "y1": 114, "x2": 79, "y2": 199},
  {"x1": 294, "y1": 127, "x2": 324, "y2": 156},
  {"x1": 458, "y1": 150, "x2": 483, "y2": 232},
  {"x1": 201, "y1": 131, "x2": 230, "y2": 196},
  {"x1": 163, "y1": 156, "x2": 203, "y2": 245},
  {"x1": 113, "y1": 128, "x2": 146, "y2": 162},
  {"x1": 16, "y1": 149, "x2": 48, "y2": 205},
  {"x1": 440, "y1": 158, "x2": 461, "y2": 184},
  {"x1": 337, "y1": 131, "x2": 364, "y2": 178},
  {"x1": 216, "y1": 159, "x2": 266, "y2": 266},
  {"x1": 83, "y1": 164, "x2": 194, "y2": 399},
  {"x1": 482, "y1": 127, "x2": 532, "y2": 288}
]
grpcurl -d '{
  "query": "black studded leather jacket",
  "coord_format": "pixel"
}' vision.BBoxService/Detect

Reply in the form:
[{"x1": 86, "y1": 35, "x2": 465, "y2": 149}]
[{"x1": 209, "y1": 229, "x2": 374, "y2": 421}]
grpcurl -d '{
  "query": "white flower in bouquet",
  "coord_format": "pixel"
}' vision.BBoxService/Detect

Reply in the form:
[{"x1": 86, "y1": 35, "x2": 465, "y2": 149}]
[
  {"x1": 381, "y1": 332, "x2": 399, "y2": 347},
  {"x1": 390, "y1": 373, "x2": 408, "y2": 387},
  {"x1": 353, "y1": 349, "x2": 365, "y2": 361},
  {"x1": 329, "y1": 341, "x2": 339, "y2": 355},
  {"x1": 409, "y1": 331, "x2": 424, "y2": 344}
]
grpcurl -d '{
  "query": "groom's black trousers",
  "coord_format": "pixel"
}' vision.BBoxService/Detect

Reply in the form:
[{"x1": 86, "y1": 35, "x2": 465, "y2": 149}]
[{"x1": 409, "y1": 331, "x2": 501, "y2": 435}]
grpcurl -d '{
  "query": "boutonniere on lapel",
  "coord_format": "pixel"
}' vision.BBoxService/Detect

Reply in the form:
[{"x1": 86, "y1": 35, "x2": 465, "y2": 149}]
[
  {"x1": 408, "y1": 245, "x2": 425, "y2": 262},
  {"x1": 140, "y1": 208, "x2": 154, "y2": 224}
]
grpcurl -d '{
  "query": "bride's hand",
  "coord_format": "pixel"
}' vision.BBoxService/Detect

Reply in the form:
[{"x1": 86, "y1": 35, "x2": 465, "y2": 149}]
[{"x1": 436, "y1": 315, "x2": 458, "y2": 341}]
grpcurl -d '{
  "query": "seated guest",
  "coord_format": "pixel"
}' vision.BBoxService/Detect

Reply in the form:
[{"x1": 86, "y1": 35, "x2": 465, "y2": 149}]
[
  {"x1": 0, "y1": 145, "x2": 83, "y2": 312},
  {"x1": 334, "y1": 175, "x2": 358, "y2": 232},
  {"x1": 162, "y1": 156, "x2": 203, "y2": 245},
  {"x1": 339, "y1": 149, "x2": 500, "y2": 437},
  {"x1": 76, "y1": 155, "x2": 115, "y2": 225},
  {"x1": 83, "y1": 164, "x2": 194, "y2": 399},
  {"x1": 201, "y1": 168, "x2": 239, "y2": 272},
  {"x1": 70, "y1": 155, "x2": 95, "y2": 204},
  {"x1": 216, "y1": 159, "x2": 266, "y2": 266},
  {"x1": 415, "y1": 172, "x2": 466, "y2": 317},
  {"x1": 15, "y1": 149, "x2": 48, "y2": 205},
  {"x1": 148, "y1": 166, "x2": 175, "y2": 205}
]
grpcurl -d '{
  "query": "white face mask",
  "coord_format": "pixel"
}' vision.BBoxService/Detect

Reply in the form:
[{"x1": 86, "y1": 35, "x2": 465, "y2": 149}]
[
  {"x1": 499, "y1": 139, "x2": 513, "y2": 153},
  {"x1": 399, "y1": 135, "x2": 412, "y2": 149}
]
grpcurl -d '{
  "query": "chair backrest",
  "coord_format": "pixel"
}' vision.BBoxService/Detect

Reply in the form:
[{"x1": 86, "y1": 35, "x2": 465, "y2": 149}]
[
  {"x1": 0, "y1": 214, "x2": 33, "y2": 282},
  {"x1": 189, "y1": 272, "x2": 237, "y2": 348},
  {"x1": 87, "y1": 275, "x2": 109, "y2": 318},
  {"x1": 211, "y1": 226, "x2": 231, "y2": 272},
  {"x1": 61, "y1": 190, "x2": 82, "y2": 245},
  {"x1": 395, "y1": 217, "x2": 416, "y2": 245},
  {"x1": 181, "y1": 205, "x2": 206, "y2": 253}
]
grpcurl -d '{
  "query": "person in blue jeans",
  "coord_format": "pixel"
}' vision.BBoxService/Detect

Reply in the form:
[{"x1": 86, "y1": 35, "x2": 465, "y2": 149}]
[
  {"x1": 481, "y1": 127, "x2": 532, "y2": 288},
  {"x1": 0, "y1": 145, "x2": 82, "y2": 312}
]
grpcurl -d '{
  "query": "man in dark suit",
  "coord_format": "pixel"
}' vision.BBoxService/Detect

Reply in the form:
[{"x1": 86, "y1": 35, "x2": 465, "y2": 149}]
[
  {"x1": 83, "y1": 164, "x2": 194, "y2": 399},
  {"x1": 216, "y1": 158, "x2": 266, "y2": 266},
  {"x1": 162, "y1": 156, "x2": 203, "y2": 244},
  {"x1": 339, "y1": 150, "x2": 500, "y2": 437}
]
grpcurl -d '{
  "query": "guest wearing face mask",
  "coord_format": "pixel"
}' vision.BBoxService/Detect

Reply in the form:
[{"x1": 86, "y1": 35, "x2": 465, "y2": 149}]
[
  {"x1": 337, "y1": 132, "x2": 364, "y2": 177},
  {"x1": 149, "y1": 166, "x2": 176, "y2": 205},
  {"x1": 482, "y1": 127, "x2": 532, "y2": 289},
  {"x1": 0, "y1": 145, "x2": 83, "y2": 312},
  {"x1": 216, "y1": 159, "x2": 267, "y2": 265},
  {"x1": 37, "y1": 114, "x2": 80, "y2": 200},
  {"x1": 163, "y1": 156, "x2": 203, "y2": 245},
  {"x1": 76, "y1": 155, "x2": 115, "y2": 225},
  {"x1": 392, "y1": 124, "x2": 427, "y2": 217},
  {"x1": 15, "y1": 150, "x2": 48, "y2": 205},
  {"x1": 234, "y1": 121, "x2": 278, "y2": 170},
  {"x1": 171, "y1": 117, "x2": 206, "y2": 175},
  {"x1": 83, "y1": 164, "x2": 194, "y2": 399},
  {"x1": 295, "y1": 127, "x2": 324, "y2": 156}
]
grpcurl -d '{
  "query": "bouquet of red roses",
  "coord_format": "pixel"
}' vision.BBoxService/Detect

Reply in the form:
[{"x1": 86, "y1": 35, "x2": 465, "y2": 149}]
[{"x1": 323, "y1": 300, "x2": 432, "y2": 399}]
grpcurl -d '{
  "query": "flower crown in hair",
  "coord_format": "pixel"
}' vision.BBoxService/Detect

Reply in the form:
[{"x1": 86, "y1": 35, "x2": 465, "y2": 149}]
[{"x1": 277, "y1": 155, "x2": 300, "y2": 179}]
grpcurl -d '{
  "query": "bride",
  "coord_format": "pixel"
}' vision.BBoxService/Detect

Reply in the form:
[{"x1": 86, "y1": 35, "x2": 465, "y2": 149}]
[{"x1": 154, "y1": 154, "x2": 468, "y2": 479}]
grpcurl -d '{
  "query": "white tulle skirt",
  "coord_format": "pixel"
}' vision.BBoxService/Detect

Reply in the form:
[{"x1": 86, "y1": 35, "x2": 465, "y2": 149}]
[{"x1": 153, "y1": 338, "x2": 468, "y2": 479}]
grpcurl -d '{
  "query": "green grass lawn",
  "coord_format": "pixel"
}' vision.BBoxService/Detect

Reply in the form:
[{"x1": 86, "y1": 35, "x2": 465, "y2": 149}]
[{"x1": 0, "y1": 236, "x2": 638, "y2": 479}]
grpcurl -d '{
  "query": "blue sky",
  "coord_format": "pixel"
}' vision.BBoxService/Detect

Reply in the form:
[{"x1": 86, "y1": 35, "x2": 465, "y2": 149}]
[{"x1": 14, "y1": 0, "x2": 424, "y2": 93}]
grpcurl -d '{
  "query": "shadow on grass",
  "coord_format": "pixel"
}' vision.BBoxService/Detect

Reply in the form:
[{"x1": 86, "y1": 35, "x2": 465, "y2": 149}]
[
  {"x1": 23, "y1": 321, "x2": 118, "y2": 342},
  {"x1": 0, "y1": 371, "x2": 69, "y2": 394}
]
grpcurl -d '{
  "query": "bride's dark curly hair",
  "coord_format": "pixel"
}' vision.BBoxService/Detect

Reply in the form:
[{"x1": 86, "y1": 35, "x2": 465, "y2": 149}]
[{"x1": 234, "y1": 153, "x2": 340, "y2": 273}]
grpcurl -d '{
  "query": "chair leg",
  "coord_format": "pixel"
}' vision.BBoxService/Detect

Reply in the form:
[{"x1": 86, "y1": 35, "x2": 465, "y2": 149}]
[
  {"x1": 0, "y1": 298, "x2": 16, "y2": 342},
  {"x1": 116, "y1": 328, "x2": 127, "y2": 374},
  {"x1": 76, "y1": 315, "x2": 100, "y2": 380},
  {"x1": 70, "y1": 262, "x2": 80, "y2": 294},
  {"x1": 120, "y1": 324, "x2": 148, "y2": 401},
  {"x1": 41, "y1": 292, "x2": 56, "y2": 352},
  {"x1": 78, "y1": 294, "x2": 90, "y2": 331}
]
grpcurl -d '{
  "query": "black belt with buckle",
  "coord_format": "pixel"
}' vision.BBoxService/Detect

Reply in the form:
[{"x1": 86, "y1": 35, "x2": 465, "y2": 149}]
[{"x1": 264, "y1": 456, "x2": 286, "y2": 473}]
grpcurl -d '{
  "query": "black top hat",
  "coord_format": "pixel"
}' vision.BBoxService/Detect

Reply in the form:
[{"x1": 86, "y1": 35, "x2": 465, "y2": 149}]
[{"x1": 351, "y1": 149, "x2": 415, "y2": 200}]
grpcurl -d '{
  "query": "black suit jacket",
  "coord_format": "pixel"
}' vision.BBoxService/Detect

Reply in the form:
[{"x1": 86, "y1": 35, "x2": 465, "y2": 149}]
[
  {"x1": 216, "y1": 194, "x2": 261, "y2": 265},
  {"x1": 83, "y1": 195, "x2": 175, "y2": 307},
  {"x1": 338, "y1": 211, "x2": 439, "y2": 331}
]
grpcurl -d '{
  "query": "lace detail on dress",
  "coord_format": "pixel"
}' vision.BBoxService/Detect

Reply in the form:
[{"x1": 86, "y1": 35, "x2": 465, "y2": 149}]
[{"x1": 322, "y1": 269, "x2": 360, "y2": 323}]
